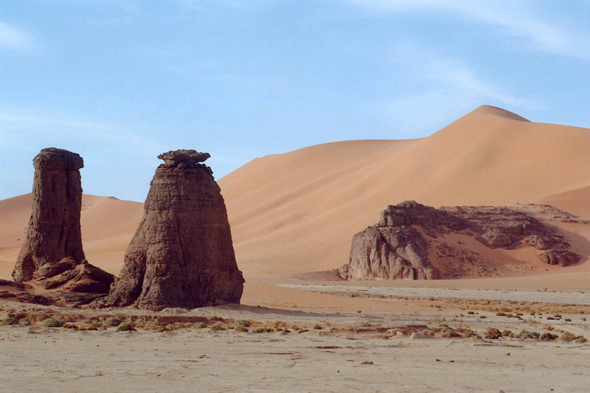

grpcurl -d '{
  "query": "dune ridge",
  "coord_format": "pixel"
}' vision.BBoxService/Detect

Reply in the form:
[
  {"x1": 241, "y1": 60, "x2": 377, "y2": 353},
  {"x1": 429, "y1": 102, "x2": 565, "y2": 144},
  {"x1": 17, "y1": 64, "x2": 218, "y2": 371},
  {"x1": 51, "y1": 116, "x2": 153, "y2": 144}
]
[
  {"x1": 2, "y1": 105, "x2": 590, "y2": 285},
  {"x1": 219, "y1": 105, "x2": 590, "y2": 278}
]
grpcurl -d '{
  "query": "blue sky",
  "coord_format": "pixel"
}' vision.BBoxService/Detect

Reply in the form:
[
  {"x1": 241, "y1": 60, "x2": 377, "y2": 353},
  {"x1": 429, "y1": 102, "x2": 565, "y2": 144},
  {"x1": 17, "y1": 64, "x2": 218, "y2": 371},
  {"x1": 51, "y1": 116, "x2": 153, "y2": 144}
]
[{"x1": 1, "y1": 1, "x2": 590, "y2": 201}]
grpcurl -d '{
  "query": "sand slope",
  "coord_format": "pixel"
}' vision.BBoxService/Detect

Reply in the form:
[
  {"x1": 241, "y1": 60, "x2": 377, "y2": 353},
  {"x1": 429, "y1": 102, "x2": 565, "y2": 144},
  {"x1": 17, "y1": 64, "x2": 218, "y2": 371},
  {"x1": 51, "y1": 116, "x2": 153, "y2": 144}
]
[
  {"x1": 2, "y1": 105, "x2": 590, "y2": 283},
  {"x1": 0, "y1": 194, "x2": 143, "y2": 278},
  {"x1": 219, "y1": 105, "x2": 590, "y2": 278}
]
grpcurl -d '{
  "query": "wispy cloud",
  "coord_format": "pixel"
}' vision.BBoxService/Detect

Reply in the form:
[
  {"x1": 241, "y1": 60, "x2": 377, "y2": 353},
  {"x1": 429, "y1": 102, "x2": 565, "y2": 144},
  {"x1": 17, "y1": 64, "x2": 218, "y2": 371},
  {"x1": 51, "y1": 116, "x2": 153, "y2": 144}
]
[
  {"x1": 341, "y1": 0, "x2": 588, "y2": 58},
  {"x1": 376, "y1": 42, "x2": 540, "y2": 136},
  {"x1": 0, "y1": 110, "x2": 161, "y2": 153},
  {"x1": 0, "y1": 21, "x2": 33, "y2": 51},
  {"x1": 175, "y1": 0, "x2": 271, "y2": 11}
]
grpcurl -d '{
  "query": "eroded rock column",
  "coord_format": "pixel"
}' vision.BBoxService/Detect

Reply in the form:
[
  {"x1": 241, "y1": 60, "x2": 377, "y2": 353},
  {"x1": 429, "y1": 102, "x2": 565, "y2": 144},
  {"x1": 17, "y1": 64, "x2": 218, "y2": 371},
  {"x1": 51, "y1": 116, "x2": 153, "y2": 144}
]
[
  {"x1": 13, "y1": 148, "x2": 86, "y2": 282},
  {"x1": 101, "y1": 149, "x2": 244, "y2": 310}
]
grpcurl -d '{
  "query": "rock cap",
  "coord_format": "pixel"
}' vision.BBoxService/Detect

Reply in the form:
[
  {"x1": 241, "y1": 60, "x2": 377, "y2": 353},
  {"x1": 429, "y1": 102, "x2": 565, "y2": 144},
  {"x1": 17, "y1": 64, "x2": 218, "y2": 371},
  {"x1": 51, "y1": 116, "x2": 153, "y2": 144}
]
[
  {"x1": 158, "y1": 149, "x2": 210, "y2": 167},
  {"x1": 33, "y1": 148, "x2": 84, "y2": 171}
]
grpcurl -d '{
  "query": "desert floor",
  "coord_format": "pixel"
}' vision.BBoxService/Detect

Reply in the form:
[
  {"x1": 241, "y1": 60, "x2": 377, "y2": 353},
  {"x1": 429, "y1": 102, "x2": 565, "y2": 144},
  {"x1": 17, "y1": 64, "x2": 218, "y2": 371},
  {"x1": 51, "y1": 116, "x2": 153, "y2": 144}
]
[{"x1": 2, "y1": 284, "x2": 590, "y2": 393}]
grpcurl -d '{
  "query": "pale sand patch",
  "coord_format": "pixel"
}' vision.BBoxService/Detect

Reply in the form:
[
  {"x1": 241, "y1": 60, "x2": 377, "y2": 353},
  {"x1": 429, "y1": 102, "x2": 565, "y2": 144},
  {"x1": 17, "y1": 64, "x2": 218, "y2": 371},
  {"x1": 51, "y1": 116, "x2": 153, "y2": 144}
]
[{"x1": 1, "y1": 305, "x2": 589, "y2": 393}]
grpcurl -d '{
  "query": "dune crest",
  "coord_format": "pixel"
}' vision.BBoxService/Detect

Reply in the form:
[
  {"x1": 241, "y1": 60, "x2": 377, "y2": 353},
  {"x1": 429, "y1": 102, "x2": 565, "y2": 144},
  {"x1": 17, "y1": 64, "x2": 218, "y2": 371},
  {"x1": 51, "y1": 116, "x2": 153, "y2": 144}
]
[
  {"x1": 219, "y1": 105, "x2": 590, "y2": 278},
  {"x1": 2, "y1": 105, "x2": 590, "y2": 282}
]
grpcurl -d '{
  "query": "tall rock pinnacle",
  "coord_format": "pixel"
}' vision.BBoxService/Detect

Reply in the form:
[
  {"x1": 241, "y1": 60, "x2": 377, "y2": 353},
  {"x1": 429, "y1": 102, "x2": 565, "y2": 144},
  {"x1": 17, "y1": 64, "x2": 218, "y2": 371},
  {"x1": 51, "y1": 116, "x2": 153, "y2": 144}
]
[
  {"x1": 101, "y1": 149, "x2": 244, "y2": 310},
  {"x1": 11, "y1": 148, "x2": 114, "y2": 304},
  {"x1": 13, "y1": 148, "x2": 86, "y2": 282}
]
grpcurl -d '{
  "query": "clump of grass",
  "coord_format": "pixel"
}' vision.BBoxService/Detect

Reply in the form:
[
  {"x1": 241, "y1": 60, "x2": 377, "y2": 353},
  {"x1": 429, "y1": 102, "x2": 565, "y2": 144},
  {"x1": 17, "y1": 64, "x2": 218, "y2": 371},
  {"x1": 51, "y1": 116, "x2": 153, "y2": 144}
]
[
  {"x1": 166, "y1": 322, "x2": 187, "y2": 331},
  {"x1": 441, "y1": 331, "x2": 460, "y2": 338},
  {"x1": 103, "y1": 318, "x2": 122, "y2": 327},
  {"x1": 313, "y1": 324, "x2": 323, "y2": 330},
  {"x1": 516, "y1": 330, "x2": 540, "y2": 339},
  {"x1": 236, "y1": 320, "x2": 250, "y2": 327},
  {"x1": 155, "y1": 327, "x2": 166, "y2": 333},
  {"x1": 502, "y1": 330, "x2": 514, "y2": 337},
  {"x1": 19, "y1": 318, "x2": 31, "y2": 326},
  {"x1": 251, "y1": 327, "x2": 263, "y2": 334},
  {"x1": 193, "y1": 322, "x2": 207, "y2": 329},
  {"x1": 540, "y1": 332, "x2": 558, "y2": 341},
  {"x1": 0, "y1": 318, "x2": 19, "y2": 326},
  {"x1": 117, "y1": 322, "x2": 136, "y2": 332},
  {"x1": 463, "y1": 330, "x2": 476, "y2": 338},
  {"x1": 235, "y1": 326, "x2": 249, "y2": 333},
  {"x1": 484, "y1": 328, "x2": 502, "y2": 340},
  {"x1": 144, "y1": 321, "x2": 159, "y2": 330},
  {"x1": 210, "y1": 322, "x2": 226, "y2": 331},
  {"x1": 360, "y1": 322, "x2": 372, "y2": 328},
  {"x1": 83, "y1": 322, "x2": 101, "y2": 331},
  {"x1": 561, "y1": 332, "x2": 586, "y2": 342},
  {"x1": 42, "y1": 318, "x2": 64, "y2": 328},
  {"x1": 62, "y1": 323, "x2": 79, "y2": 330},
  {"x1": 496, "y1": 312, "x2": 507, "y2": 317},
  {"x1": 298, "y1": 329, "x2": 309, "y2": 334}
]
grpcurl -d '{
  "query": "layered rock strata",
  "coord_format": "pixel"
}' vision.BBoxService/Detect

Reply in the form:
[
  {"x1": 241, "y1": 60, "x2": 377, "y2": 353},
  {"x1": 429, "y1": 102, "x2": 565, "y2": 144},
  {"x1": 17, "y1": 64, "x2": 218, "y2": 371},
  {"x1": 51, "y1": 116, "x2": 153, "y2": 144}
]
[
  {"x1": 99, "y1": 149, "x2": 244, "y2": 310},
  {"x1": 11, "y1": 148, "x2": 114, "y2": 302},
  {"x1": 338, "y1": 201, "x2": 581, "y2": 280}
]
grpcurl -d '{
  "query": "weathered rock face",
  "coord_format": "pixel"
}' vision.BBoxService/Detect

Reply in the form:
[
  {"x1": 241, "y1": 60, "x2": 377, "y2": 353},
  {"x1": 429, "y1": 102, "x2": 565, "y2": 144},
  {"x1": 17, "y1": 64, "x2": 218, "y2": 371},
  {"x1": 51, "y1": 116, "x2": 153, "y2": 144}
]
[
  {"x1": 339, "y1": 226, "x2": 440, "y2": 280},
  {"x1": 13, "y1": 148, "x2": 86, "y2": 283},
  {"x1": 338, "y1": 201, "x2": 581, "y2": 280},
  {"x1": 11, "y1": 148, "x2": 114, "y2": 303},
  {"x1": 99, "y1": 149, "x2": 244, "y2": 310}
]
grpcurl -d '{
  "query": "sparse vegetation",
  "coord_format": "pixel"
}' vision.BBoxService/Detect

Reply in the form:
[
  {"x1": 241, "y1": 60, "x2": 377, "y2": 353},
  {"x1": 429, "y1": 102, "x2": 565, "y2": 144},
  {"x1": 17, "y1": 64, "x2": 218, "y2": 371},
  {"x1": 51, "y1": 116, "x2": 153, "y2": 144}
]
[
  {"x1": 540, "y1": 332, "x2": 558, "y2": 341},
  {"x1": 103, "y1": 318, "x2": 122, "y2": 327},
  {"x1": 0, "y1": 318, "x2": 19, "y2": 326},
  {"x1": 210, "y1": 322, "x2": 226, "y2": 331},
  {"x1": 484, "y1": 328, "x2": 502, "y2": 339},
  {"x1": 42, "y1": 318, "x2": 64, "y2": 328},
  {"x1": 117, "y1": 322, "x2": 136, "y2": 332}
]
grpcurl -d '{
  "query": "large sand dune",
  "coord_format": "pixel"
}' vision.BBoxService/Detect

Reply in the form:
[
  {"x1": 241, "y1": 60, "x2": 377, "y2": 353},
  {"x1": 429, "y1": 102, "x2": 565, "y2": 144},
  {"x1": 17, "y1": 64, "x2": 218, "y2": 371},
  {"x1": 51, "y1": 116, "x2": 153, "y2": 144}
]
[
  {"x1": 219, "y1": 105, "x2": 590, "y2": 278},
  {"x1": 2, "y1": 105, "x2": 590, "y2": 283}
]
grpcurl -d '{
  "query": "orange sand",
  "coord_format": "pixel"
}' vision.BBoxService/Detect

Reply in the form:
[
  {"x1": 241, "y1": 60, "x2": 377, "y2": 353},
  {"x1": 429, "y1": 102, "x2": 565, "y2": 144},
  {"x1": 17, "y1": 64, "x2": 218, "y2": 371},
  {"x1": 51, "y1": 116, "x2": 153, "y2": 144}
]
[{"x1": 2, "y1": 105, "x2": 590, "y2": 298}]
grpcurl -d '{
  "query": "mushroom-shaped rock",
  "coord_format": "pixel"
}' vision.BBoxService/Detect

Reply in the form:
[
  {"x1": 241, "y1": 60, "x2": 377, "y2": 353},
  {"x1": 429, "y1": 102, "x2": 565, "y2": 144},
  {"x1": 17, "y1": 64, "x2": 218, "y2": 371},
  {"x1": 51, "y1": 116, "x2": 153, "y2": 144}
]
[{"x1": 98, "y1": 149, "x2": 244, "y2": 310}]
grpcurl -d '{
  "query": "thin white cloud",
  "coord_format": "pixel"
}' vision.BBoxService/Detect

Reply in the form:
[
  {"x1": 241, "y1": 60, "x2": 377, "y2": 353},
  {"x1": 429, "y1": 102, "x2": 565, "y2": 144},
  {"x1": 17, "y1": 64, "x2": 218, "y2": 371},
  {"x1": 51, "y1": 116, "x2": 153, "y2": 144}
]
[
  {"x1": 0, "y1": 111, "x2": 162, "y2": 153},
  {"x1": 376, "y1": 42, "x2": 540, "y2": 136},
  {"x1": 0, "y1": 22, "x2": 33, "y2": 51},
  {"x1": 341, "y1": 0, "x2": 587, "y2": 58}
]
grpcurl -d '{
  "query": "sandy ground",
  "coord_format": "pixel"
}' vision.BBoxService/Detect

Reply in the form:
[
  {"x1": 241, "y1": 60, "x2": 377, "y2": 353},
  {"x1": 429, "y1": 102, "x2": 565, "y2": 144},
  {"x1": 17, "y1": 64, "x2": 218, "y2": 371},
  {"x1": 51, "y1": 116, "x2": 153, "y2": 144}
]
[{"x1": 1, "y1": 295, "x2": 590, "y2": 393}]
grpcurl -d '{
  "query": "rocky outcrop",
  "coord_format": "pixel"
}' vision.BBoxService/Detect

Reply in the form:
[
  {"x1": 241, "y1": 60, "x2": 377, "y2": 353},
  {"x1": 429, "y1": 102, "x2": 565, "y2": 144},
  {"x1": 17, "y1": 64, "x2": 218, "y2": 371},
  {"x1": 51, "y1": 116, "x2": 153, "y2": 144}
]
[
  {"x1": 11, "y1": 148, "x2": 114, "y2": 303},
  {"x1": 338, "y1": 201, "x2": 581, "y2": 280},
  {"x1": 98, "y1": 149, "x2": 244, "y2": 310},
  {"x1": 339, "y1": 225, "x2": 440, "y2": 280}
]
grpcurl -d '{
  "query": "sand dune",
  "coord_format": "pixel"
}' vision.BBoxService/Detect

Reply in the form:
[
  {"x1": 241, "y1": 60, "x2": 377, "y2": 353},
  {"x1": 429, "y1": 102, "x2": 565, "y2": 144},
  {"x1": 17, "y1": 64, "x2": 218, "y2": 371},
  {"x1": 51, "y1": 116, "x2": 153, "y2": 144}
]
[
  {"x1": 2, "y1": 105, "x2": 590, "y2": 284},
  {"x1": 219, "y1": 105, "x2": 590, "y2": 278},
  {"x1": 0, "y1": 194, "x2": 143, "y2": 278}
]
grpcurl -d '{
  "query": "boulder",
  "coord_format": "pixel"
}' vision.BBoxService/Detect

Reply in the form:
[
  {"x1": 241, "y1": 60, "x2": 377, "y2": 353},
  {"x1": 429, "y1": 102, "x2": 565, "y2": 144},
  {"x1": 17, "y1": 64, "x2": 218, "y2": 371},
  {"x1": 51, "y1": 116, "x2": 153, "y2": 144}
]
[{"x1": 98, "y1": 149, "x2": 244, "y2": 310}]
